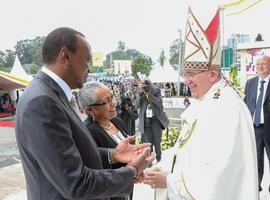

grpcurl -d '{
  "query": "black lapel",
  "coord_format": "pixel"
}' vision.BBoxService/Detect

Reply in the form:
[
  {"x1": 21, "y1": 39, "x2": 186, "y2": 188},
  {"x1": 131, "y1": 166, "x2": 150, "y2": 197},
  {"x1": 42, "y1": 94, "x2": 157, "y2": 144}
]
[
  {"x1": 35, "y1": 71, "x2": 71, "y2": 110},
  {"x1": 264, "y1": 79, "x2": 270, "y2": 104},
  {"x1": 252, "y1": 77, "x2": 259, "y2": 104},
  {"x1": 35, "y1": 71, "x2": 91, "y2": 131}
]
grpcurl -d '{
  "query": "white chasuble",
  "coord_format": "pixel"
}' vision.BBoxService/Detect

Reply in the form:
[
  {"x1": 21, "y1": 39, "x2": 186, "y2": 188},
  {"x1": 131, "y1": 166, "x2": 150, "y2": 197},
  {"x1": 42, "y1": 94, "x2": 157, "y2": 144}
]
[{"x1": 167, "y1": 79, "x2": 258, "y2": 200}]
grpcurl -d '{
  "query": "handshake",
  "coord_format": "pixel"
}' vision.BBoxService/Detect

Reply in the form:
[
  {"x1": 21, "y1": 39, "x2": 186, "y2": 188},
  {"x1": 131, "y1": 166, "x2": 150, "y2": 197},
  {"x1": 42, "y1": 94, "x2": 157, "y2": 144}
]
[
  {"x1": 111, "y1": 135, "x2": 155, "y2": 181},
  {"x1": 112, "y1": 135, "x2": 168, "y2": 188}
]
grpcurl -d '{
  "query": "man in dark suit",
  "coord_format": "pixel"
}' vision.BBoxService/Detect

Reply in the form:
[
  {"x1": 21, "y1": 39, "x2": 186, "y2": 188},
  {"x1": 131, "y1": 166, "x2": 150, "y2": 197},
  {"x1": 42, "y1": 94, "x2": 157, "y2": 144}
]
[
  {"x1": 136, "y1": 80, "x2": 169, "y2": 162},
  {"x1": 15, "y1": 27, "x2": 154, "y2": 200},
  {"x1": 244, "y1": 55, "x2": 270, "y2": 193}
]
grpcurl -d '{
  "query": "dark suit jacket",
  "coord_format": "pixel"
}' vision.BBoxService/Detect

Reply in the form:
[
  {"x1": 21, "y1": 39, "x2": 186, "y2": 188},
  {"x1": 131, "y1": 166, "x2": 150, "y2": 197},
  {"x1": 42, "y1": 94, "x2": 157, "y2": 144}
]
[
  {"x1": 85, "y1": 117, "x2": 130, "y2": 169},
  {"x1": 84, "y1": 117, "x2": 132, "y2": 200},
  {"x1": 15, "y1": 71, "x2": 133, "y2": 200},
  {"x1": 136, "y1": 87, "x2": 169, "y2": 133},
  {"x1": 244, "y1": 76, "x2": 270, "y2": 142},
  {"x1": 85, "y1": 117, "x2": 128, "y2": 149}
]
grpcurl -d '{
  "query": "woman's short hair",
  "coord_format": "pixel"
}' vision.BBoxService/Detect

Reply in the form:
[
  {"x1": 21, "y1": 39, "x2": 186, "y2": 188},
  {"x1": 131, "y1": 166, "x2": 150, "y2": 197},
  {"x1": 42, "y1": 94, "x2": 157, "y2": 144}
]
[{"x1": 78, "y1": 81, "x2": 104, "y2": 109}]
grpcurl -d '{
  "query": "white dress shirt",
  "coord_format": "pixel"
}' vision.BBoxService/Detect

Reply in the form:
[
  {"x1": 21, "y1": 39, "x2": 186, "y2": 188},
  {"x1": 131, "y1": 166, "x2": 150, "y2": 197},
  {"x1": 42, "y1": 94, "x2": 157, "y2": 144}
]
[
  {"x1": 255, "y1": 74, "x2": 270, "y2": 124},
  {"x1": 41, "y1": 67, "x2": 73, "y2": 102}
]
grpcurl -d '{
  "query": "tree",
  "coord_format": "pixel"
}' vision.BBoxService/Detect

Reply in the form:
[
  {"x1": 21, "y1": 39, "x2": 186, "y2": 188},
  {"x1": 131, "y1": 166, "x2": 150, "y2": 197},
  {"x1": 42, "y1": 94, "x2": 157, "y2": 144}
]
[
  {"x1": 0, "y1": 49, "x2": 16, "y2": 68},
  {"x1": 4, "y1": 49, "x2": 16, "y2": 67},
  {"x1": 158, "y1": 49, "x2": 166, "y2": 67},
  {"x1": 229, "y1": 66, "x2": 240, "y2": 87},
  {"x1": 117, "y1": 41, "x2": 126, "y2": 52},
  {"x1": 131, "y1": 55, "x2": 152, "y2": 77},
  {"x1": 0, "y1": 65, "x2": 12, "y2": 72},
  {"x1": 104, "y1": 42, "x2": 153, "y2": 68},
  {"x1": 15, "y1": 36, "x2": 44, "y2": 66},
  {"x1": 169, "y1": 39, "x2": 180, "y2": 69},
  {"x1": 31, "y1": 36, "x2": 44, "y2": 66},
  {"x1": 15, "y1": 39, "x2": 33, "y2": 64},
  {"x1": 0, "y1": 50, "x2": 5, "y2": 66},
  {"x1": 255, "y1": 33, "x2": 263, "y2": 42}
]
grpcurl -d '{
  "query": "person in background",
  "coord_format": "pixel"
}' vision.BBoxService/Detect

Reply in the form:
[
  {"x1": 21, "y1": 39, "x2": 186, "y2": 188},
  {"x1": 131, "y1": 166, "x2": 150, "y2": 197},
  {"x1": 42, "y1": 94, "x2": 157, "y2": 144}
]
[
  {"x1": 136, "y1": 79, "x2": 169, "y2": 162},
  {"x1": 119, "y1": 95, "x2": 138, "y2": 138},
  {"x1": 143, "y1": 8, "x2": 258, "y2": 200},
  {"x1": 183, "y1": 96, "x2": 190, "y2": 108},
  {"x1": 171, "y1": 83, "x2": 176, "y2": 96},
  {"x1": 15, "y1": 27, "x2": 154, "y2": 200},
  {"x1": 244, "y1": 55, "x2": 270, "y2": 193}
]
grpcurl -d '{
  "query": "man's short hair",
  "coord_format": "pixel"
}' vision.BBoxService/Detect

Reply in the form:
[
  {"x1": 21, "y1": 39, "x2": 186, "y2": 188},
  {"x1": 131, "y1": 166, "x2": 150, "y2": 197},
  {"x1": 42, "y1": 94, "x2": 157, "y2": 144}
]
[{"x1": 42, "y1": 27, "x2": 85, "y2": 64}]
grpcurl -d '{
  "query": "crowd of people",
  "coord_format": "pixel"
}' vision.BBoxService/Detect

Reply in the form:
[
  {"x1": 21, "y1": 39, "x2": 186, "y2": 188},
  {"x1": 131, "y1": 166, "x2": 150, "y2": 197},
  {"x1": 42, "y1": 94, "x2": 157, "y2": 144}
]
[
  {"x1": 13, "y1": 7, "x2": 270, "y2": 200},
  {"x1": 0, "y1": 93, "x2": 15, "y2": 114}
]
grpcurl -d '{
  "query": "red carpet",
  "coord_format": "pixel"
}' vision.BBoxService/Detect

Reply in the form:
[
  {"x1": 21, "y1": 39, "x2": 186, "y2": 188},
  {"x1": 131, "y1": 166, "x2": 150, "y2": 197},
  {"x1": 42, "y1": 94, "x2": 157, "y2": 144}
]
[{"x1": 0, "y1": 121, "x2": 15, "y2": 128}]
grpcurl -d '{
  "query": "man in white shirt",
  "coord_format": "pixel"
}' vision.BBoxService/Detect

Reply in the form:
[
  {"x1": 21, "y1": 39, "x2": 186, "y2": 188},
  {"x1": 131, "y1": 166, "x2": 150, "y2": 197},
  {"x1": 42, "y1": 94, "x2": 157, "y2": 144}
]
[
  {"x1": 244, "y1": 55, "x2": 270, "y2": 193},
  {"x1": 15, "y1": 27, "x2": 154, "y2": 200}
]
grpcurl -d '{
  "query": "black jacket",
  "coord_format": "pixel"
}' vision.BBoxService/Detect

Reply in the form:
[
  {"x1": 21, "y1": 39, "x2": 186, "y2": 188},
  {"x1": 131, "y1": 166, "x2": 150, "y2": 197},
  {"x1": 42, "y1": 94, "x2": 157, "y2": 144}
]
[
  {"x1": 84, "y1": 116, "x2": 133, "y2": 200},
  {"x1": 84, "y1": 116, "x2": 130, "y2": 170}
]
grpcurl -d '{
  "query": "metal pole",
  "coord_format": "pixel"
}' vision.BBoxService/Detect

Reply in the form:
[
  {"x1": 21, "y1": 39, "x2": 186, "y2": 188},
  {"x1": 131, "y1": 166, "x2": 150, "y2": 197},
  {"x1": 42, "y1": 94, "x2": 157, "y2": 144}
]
[
  {"x1": 221, "y1": 7, "x2": 226, "y2": 70},
  {"x1": 177, "y1": 29, "x2": 182, "y2": 96}
]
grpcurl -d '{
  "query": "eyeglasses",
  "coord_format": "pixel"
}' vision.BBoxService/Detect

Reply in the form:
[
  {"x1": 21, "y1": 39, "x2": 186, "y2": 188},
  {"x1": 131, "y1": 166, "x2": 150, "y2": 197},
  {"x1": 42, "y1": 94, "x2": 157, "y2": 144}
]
[
  {"x1": 183, "y1": 70, "x2": 206, "y2": 79},
  {"x1": 88, "y1": 94, "x2": 115, "y2": 107}
]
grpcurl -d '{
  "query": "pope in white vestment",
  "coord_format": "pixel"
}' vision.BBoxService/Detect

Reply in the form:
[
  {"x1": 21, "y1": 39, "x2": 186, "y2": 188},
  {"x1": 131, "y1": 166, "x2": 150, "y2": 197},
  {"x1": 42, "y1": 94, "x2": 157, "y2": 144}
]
[
  {"x1": 143, "y1": 7, "x2": 258, "y2": 200},
  {"x1": 166, "y1": 79, "x2": 258, "y2": 200}
]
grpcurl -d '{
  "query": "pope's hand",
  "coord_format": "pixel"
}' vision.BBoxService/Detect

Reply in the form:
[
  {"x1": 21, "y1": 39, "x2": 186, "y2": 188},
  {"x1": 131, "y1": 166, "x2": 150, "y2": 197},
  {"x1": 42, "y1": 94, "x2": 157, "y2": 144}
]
[
  {"x1": 111, "y1": 135, "x2": 151, "y2": 163},
  {"x1": 143, "y1": 167, "x2": 169, "y2": 189}
]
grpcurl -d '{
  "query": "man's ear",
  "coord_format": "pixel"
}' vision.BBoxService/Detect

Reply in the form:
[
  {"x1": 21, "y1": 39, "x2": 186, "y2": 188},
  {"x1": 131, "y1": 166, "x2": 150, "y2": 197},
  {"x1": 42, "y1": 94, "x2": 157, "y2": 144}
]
[
  {"x1": 59, "y1": 47, "x2": 71, "y2": 65},
  {"x1": 210, "y1": 69, "x2": 220, "y2": 83}
]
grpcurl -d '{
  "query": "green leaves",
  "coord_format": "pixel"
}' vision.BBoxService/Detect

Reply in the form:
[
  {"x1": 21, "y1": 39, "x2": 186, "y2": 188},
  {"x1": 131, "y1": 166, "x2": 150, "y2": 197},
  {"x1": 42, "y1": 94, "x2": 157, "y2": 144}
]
[
  {"x1": 158, "y1": 49, "x2": 166, "y2": 67},
  {"x1": 131, "y1": 55, "x2": 152, "y2": 77},
  {"x1": 135, "y1": 125, "x2": 181, "y2": 151},
  {"x1": 15, "y1": 36, "x2": 44, "y2": 66},
  {"x1": 161, "y1": 126, "x2": 181, "y2": 151}
]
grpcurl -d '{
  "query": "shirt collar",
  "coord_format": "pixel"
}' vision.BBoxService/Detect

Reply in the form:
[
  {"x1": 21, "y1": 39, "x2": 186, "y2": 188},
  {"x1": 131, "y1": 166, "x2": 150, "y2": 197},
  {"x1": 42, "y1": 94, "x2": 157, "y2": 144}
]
[
  {"x1": 259, "y1": 74, "x2": 270, "y2": 83},
  {"x1": 41, "y1": 67, "x2": 73, "y2": 101}
]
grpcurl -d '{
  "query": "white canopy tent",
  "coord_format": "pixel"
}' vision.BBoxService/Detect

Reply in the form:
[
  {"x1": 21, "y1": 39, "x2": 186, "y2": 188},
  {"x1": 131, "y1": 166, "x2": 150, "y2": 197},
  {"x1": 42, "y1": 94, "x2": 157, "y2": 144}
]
[
  {"x1": 0, "y1": 71, "x2": 29, "y2": 90},
  {"x1": 10, "y1": 55, "x2": 33, "y2": 82},
  {"x1": 0, "y1": 55, "x2": 31, "y2": 91},
  {"x1": 148, "y1": 64, "x2": 180, "y2": 83}
]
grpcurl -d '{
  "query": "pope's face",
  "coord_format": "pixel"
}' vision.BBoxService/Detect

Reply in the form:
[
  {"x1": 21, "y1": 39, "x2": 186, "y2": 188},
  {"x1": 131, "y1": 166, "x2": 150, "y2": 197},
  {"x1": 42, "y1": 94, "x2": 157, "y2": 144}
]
[{"x1": 183, "y1": 70, "x2": 212, "y2": 99}]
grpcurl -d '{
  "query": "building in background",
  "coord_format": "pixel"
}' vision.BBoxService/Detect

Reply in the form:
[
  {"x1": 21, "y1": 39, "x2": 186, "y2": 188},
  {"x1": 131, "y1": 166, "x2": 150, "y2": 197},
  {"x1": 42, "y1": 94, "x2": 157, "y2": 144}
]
[
  {"x1": 92, "y1": 52, "x2": 104, "y2": 67},
  {"x1": 221, "y1": 47, "x2": 233, "y2": 71},
  {"x1": 237, "y1": 41, "x2": 270, "y2": 87},
  {"x1": 227, "y1": 34, "x2": 250, "y2": 68},
  {"x1": 113, "y1": 60, "x2": 132, "y2": 75},
  {"x1": 227, "y1": 34, "x2": 250, "y2": 49}
]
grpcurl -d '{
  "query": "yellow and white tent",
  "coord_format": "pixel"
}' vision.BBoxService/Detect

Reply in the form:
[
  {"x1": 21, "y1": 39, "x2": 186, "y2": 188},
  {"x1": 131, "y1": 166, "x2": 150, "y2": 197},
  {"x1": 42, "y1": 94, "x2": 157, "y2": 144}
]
[
  {"x1": 0, "y1": 70, "x2": 30, "y2": 90},
  {"x1": 0, "y1": 55, "x2": 31, "y2": 90}
]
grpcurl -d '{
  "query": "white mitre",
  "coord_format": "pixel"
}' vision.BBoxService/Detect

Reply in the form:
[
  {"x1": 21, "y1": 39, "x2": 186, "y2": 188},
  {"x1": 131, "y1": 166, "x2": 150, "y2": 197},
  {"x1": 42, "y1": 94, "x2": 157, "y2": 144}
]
[{"x1": 182, "y1": 7, "x2": 222, "y2": 71}]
